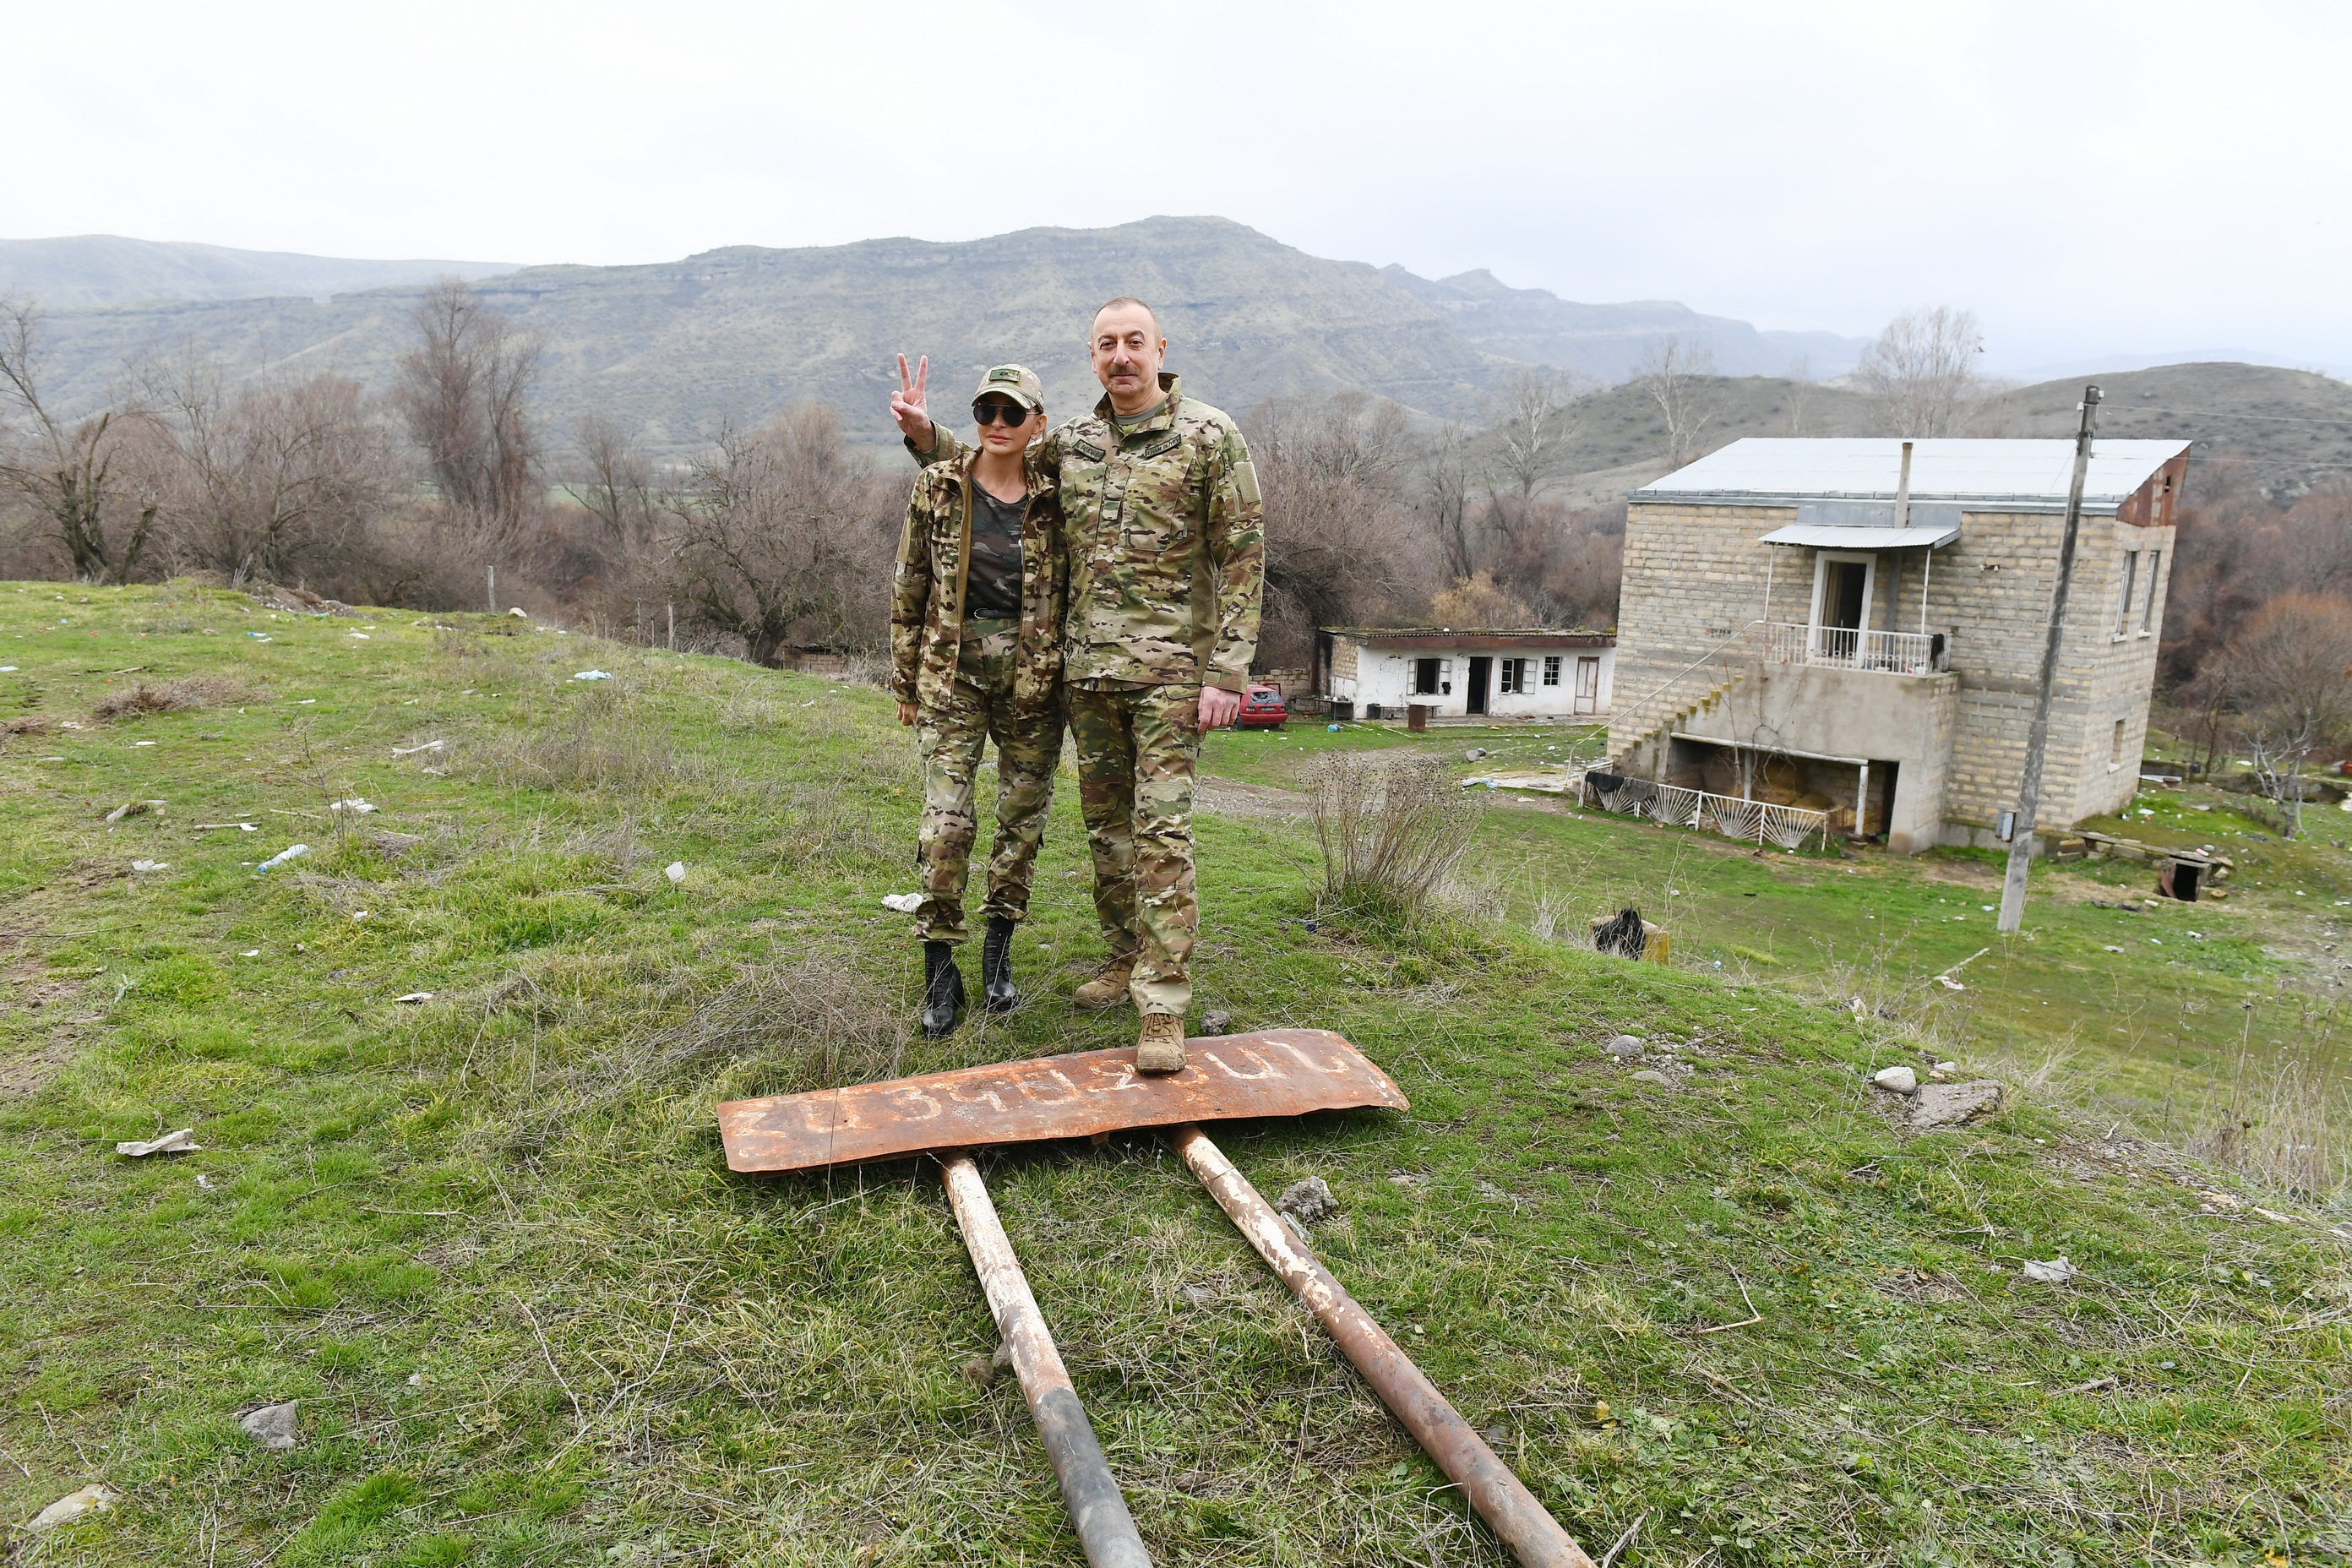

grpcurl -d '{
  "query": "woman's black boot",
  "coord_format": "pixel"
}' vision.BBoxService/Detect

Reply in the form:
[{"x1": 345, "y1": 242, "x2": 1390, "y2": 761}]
[
  {"x1": 922, "y1": 940, "x2": 965, "y2": 1037},
  {"x1": 981, "y1": 916, "x2": 1018, "y2": 1013}
]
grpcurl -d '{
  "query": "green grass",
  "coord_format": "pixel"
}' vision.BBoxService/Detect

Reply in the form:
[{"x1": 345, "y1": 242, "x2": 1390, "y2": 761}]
[{"x1": 3, "y1": 582, "x2": 2349, "y2": 1565}]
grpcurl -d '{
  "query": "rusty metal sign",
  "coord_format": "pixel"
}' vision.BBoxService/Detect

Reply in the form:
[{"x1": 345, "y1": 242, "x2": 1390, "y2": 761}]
[{"x1": 717, "y1": 1028, "x2": 1407, "y2": 1173}]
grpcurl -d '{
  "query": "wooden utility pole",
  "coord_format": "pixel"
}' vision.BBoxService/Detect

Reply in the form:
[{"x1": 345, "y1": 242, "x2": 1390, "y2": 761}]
[{"x1": 1997, "y1": 385, "x2": 2102, "y2": 934}]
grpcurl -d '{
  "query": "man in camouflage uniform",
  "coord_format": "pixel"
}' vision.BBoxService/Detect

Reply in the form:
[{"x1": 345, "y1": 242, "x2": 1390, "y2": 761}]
[
  {"x1": 890, "y1": 363, "x2": 1066, "y2": 1037},
  {"x1": 891, "y1": 300, "x2": 1265, "y2": 1071}
]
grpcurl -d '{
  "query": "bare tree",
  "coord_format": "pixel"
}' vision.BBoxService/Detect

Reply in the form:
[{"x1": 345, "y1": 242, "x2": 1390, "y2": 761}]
[
  {"x1": 0, "y1": 297, "x2": 154, "y2": 583},
  {"x1": 133, "y1": 350, "x2": 398, "y2": 586},
  {"x1": 1635, "y1": 337, "x2": 1718, "y2": 466},
  {"x1": 2217, "y1": 592, "x2": 2352, "y2": 836},
  {"x1": 393, "y1": 277, "x2": 542, "y2": 561},
  {"x1": 668, "y1": 405, "x2": 896, "y2": 666},
  {"x1": 1783, "y1": 355, "x2": 1813, "y2": 435},
  {"x1": 1857, "y1": 307, "x2": 1984, "y2": 437},
  {"x1": 1423, "y1": 420, "x2": 1477, "y2": 583},
  {"x1": 1248, "y1": 390, "x2": 1431, "y2": 667},
  {"x1": 1489, "y1": 368, "x2": 1576, "y2": 500},
  {"x1": 572, "y1": 409, "x2": 663, "y2": 558}
]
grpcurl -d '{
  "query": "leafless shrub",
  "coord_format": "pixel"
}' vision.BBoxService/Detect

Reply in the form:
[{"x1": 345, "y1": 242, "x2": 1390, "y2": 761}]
[
  {"x1": 2, "y1": 713, "x2": 53, "y2": 737},
  {"x1": 90, "y1": 675, "x2": 248, "y2": 721},
  {"x1": 131, "y1": 349, "x2": 400, "y2": 587},
  {"x1": 1309, "y1": 753, "x2": 1483, "y2": 923},
  {"x1": 2182, "y1": 1053, "x2": 2349, "y2": 1202},
  {"x1": 1247, "y1": 390, "x2": 1437, "y2": 668},
  {"x1": 509, "y1": 947, "x2": 907, "y2": 1154},
  {"x1": 669, "y1": 405, "x2": 898, "y2": 667}
]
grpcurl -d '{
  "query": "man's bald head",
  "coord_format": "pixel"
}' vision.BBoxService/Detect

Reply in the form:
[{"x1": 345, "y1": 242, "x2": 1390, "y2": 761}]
[{"x1": 1093, "y1": 297, "x2": 1160, "y2": 338}]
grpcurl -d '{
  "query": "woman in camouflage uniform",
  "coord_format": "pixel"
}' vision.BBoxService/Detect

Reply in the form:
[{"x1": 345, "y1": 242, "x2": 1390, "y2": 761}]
[{"x1": 890, "y1": 363, "x2": 1067, "y2": 1037}]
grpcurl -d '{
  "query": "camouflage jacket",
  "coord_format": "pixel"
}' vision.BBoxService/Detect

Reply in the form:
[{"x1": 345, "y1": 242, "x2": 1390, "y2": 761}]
[
  {"x1": 910, "y1": 373, "x2": 1265, "y2": 691},
  {"x1": 890, "y1": 446, "x2": 1065, "y2": 713}
]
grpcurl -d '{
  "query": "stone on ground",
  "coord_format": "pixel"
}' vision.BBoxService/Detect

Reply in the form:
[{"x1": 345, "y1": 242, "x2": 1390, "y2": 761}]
[
  {"x1": 1872, "y1": 1065, "x2": 1919, "y2": 1095},
  {"x1": 1200, "y1": 1009, "x2": 1233, "y2": 1036},
  {"x1": 239, "y1": 1401, "x2": 298, "y2": 1451},
  {"x1": 1911, "y1": 1079, "x2": 2004, "y2": 1130},
  {"x1": 1277, "y1": 1176, "x2": 1339, "y2": 1226},
  {"x1": 1605, "y1": 1035, "x2": 1644, "y2": 1058}
]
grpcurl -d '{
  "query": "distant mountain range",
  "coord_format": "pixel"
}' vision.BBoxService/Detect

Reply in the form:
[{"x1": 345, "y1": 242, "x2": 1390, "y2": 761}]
[
  {"x1": 0, "y1": 235, "x2": 520, "y2": 308},
  {"x1": 3, "y1": 219, "x2": 1870, "y2": 448}
]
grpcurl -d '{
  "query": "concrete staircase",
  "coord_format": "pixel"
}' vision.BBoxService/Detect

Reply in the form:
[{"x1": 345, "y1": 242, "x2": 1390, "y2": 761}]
[{"x1": 1607, "y1": 666, "x2": 1750, "y2": 780}]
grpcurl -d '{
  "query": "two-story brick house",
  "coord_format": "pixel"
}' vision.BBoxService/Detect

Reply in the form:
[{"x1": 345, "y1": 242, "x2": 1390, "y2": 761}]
[{"x1": 1605, "y1": 437, "x2": 2191, "y2": 852}]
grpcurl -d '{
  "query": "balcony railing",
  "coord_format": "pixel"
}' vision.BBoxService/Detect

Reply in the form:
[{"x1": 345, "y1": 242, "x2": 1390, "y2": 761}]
[{"x1": 1765, "y1": 622, "x2": 1946, "y2": 675}]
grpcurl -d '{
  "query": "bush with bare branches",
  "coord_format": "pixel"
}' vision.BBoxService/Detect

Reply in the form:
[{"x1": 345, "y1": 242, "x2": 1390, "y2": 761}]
[
  {"x1": 1309, "y1": 753, "x2": 1483, "y2": 925},
  {"x1": 1857, "y1": 307, "x2": 1984, "y2": 437}
]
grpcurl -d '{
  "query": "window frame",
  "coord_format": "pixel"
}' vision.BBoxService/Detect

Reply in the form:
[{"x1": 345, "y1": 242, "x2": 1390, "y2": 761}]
[
  {"x1": 2139, "y1": 547, "x2": 2163, "y2": 635},
  {"x1": 2115, "y1": 550, "x2": 2139, "y2": 640}
]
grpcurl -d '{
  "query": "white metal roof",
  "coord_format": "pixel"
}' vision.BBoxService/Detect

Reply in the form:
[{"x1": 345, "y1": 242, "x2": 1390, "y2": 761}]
[
  {"x1": 1757, "y1": 521, "x2": 1960, "y2": 550},
  {"x1": 1636, "y1": 438, "x2": 2191, "y2": 513}
]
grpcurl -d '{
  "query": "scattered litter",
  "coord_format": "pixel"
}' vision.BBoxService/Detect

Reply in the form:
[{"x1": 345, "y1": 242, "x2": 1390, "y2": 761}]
[
  {"x1": 346, "y1": 632, "x2": 370, "y2": 640},
  {"x1": 102, "y1": 799, "x2": 162, "y2": 823},
  {"x1": 1463, "y1": 748, "x2": 1488, "y2": 760},
  {"x1": 1276, "y1": 1176, "x2": 1340, "y2": 1227},
  {"x1": 351, "y1": 909, "x2": 369, "y2": 921},
  {"x1": 253, "y1": 843, "x2": 309, "y2": 874},
  {"x1": 879, "y1": 892, "x2": 923, "y2": 912},
  {"x1": 196, "y1": 1173, "x2": 215, "y2": 1190},
  {"x1": 239, "y1": 1401, "x2": 299, "y2": 1451},
  {"x1": 391, "y1": 739, "x2": 445, "y2": 757},
  {"x1": 1936, "y1": 975, "x2": 1966, "y2": 991},
  {"x1": 133, "y1": 739, "x2": 156, "y2": 747},
  {"x1": 1872, "y1": 1065, "x2": 1919, "y2": 1095},
  {"x1": 329, "y1": 798, "x2": 378, "y2": 814},
  {"x1": 1327, "y1": 723, "x2": 1339, "y2": 732},
  {"x1": 29, "y1": 1483, "x2": 120, "y2": 1532},
  {"x1": 240, "y1": 950, "x2": 260, "y2": 957},
  {"x1": 116, "y1": 1128, "x2": 199, "y2": 1157},
  {"x1": 2102, "y1": 945, "x2": 2124, "y2": 953},
  {"x1": 1200, "y1": 1008, "x2": 1233, "y2": 1034},
  {"x1": 196, "y1": 820, "x2": 260, "y2": 832},
  {"x1": 665, "y1": 861, "x2": 688, "y2": 885},
  {"x1": 406, "y1": 1372, "x2": 425, "y2": 1386},
  {"x1": 573, "y1": 670, "x2": 613, "y2": 681},
  {"x1": 509, "y1": 607, "x2": 531, "y2": 618},
  {"x1": 2022, "y1": 1256, "x2": 2078, "y2": 1284},
  {"x1": 393, "y1": 993, "x2": 434, "y2": 1004},
  {"x1": 1282, "y1": 1212, "x2": 1310, "y2": 1240},
  {"x1": 130, "y1": 859, "x2": 168, "y2": 872},
  {"x1": 0, "y1": 666, "x2": 14, "y2": 672},
  {"x1": 248, "y1": 632, "x2": 271, "y2": 641}
]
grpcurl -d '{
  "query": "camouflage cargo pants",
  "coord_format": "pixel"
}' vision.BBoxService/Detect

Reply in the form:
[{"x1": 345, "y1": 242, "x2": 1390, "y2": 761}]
[
  {"x1": 1066, "y1": 680, "x2": 1200, "y2": 1016},
  {"x1": 915, "y1": 623, "x2": 1065, "y2": 944}
]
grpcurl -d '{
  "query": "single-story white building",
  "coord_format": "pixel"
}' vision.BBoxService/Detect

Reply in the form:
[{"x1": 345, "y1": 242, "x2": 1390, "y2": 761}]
[{"x1": 1316, "y1": 628, "x2": 1616, "y2": 721}]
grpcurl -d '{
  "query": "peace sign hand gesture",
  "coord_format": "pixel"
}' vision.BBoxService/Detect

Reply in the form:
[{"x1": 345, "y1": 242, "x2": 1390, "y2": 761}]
[{"x1": 890, "y1": 353, "x2": 934, "y2": 445}]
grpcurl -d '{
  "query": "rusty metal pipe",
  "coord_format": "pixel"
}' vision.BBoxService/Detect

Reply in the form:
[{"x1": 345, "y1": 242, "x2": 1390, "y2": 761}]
[
  {"x1": 1169, "y1": 1124, "x2": 1594, "y2": 1568},
  {"x1": 941, "y1": 1154, "x2": 1153, "y2": 1568}
]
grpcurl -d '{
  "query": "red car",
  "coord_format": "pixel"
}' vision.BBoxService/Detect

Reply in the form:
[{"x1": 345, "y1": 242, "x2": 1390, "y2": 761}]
[{"x1": 1234, "y1": 683, "x2": 1288, "y2": 729}]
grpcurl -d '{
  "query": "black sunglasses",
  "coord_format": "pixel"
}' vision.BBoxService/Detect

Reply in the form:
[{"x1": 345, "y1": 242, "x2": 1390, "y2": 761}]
[{"x1": 972, "y1": 398, "x2": 1034, "y2": 427}]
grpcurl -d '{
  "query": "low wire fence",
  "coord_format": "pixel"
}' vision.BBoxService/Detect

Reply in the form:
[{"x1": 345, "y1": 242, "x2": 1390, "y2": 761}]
[{"x1": 1582, "y1": 772, "x2": 1830, "y2": 851}]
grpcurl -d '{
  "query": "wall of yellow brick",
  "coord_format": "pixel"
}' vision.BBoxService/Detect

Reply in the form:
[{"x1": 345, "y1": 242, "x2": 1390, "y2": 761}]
[{"x1": 1610, "y1": 501, "x2": 2175, "y2": 833}]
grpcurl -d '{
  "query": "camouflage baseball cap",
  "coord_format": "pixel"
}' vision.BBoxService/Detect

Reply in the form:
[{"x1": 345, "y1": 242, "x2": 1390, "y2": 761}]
[{"x1": 972, "y1": 363, "x2": 1044, "y2": 413}]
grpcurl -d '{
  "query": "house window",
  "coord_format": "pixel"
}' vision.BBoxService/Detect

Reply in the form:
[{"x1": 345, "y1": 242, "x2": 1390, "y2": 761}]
[
  {"x1": 2111, "y1": 718, "x2": 2126, "y2": 767},
  {"x1": 1542, "y1": 655, "x2": 1562, "y2": 687},
  {"x1": 2141, "y1": 549, "x2": 2162, "y2": 634},
  {"x1": 2115, "y1": 552, "x2": 2139, "y2": 637},
  {"x1": 1412, "y1": 657, "x2": 1441, "y2": 695},
  {"x1": 1498, "y1": 658, "x2": 1530, "y2": 694}
]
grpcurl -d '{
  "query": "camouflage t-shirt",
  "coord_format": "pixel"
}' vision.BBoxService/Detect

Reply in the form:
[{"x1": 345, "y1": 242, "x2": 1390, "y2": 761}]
[{"x1": 965, "y1": 485, "x2": 1026, "y2": 622}]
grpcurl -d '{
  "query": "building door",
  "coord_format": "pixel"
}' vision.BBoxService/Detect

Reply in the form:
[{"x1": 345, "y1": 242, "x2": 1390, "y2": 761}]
[
  {"x1": 1811, "y1": 552, "x2": 1875, "y2": 662},
  {"x1": 1467, "y1": 656, "x2": 1491, "y2": 716},
  {"x1": 1574, "y1": 656, "x2": 1601, "y2": 715}
]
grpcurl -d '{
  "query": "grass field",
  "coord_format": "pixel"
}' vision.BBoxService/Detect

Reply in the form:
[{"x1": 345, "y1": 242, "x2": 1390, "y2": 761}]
[{"x1": 3, "y1": 582, "x2": 2349, "y2": 1566}]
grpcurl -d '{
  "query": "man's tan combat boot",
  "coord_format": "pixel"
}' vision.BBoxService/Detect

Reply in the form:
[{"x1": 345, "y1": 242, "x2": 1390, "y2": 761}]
[
  {"x1": 1135, "y1": 1012, "x2": 1186, "y2": 1074},
  {"x1": 1072, "y1": 956, "x2": 1136, "y2": 1010}
]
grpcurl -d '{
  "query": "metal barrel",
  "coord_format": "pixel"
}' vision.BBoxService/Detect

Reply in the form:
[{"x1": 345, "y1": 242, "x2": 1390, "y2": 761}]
[
  {"x1": 1169, "y1": 1125, "x2": 1595, "y2": 1568},
  {"x1": 941, "y1": 1155, "x2": 1153, "y2": 1568}
]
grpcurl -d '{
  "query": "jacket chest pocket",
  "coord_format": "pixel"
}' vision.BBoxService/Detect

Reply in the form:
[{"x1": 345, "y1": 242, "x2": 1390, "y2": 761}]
[{"x1": 1107, "y1": 435, "x2": 1190, "y2": 554}]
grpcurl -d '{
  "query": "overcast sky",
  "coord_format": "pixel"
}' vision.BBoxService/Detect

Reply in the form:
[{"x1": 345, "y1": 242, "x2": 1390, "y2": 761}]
[{"x1": 8, "y1": 1, "x2": 2346, "y2": 373}]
